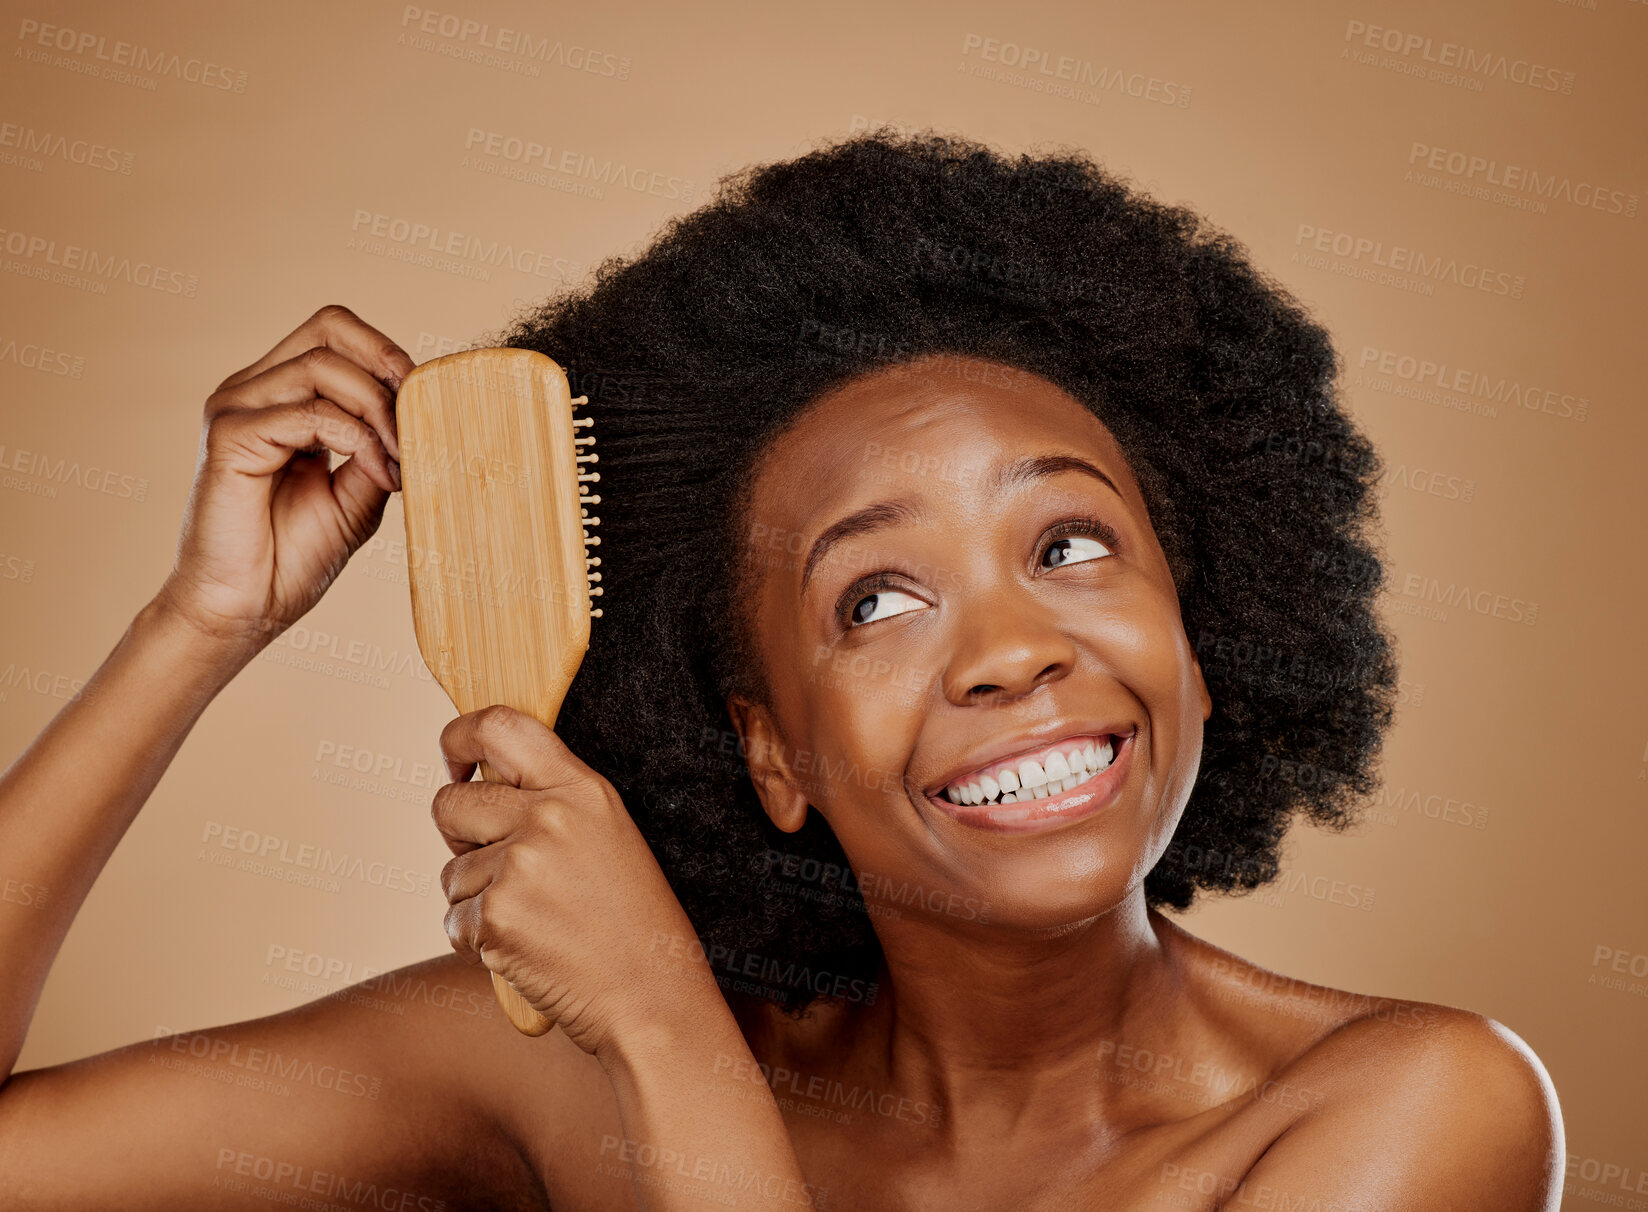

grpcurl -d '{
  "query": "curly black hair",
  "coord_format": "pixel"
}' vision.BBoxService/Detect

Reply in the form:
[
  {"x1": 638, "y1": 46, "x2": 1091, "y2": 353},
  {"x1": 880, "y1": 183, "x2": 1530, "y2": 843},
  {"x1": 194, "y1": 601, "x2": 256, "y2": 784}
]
[{"x1": 477, "y1": 128, "x2": 1399, "y2": 1014}]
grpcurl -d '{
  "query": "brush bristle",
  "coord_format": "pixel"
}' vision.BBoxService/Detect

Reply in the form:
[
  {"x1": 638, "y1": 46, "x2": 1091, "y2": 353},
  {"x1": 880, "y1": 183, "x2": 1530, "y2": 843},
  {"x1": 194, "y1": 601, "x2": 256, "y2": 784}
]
[{"x1": 573, "y1": 394, "x2": 602, "y2": 620}]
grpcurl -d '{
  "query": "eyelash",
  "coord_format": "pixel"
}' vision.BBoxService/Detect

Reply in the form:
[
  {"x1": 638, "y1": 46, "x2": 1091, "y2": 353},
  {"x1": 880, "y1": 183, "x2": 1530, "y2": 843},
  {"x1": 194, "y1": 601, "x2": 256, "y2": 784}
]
[{"x1": 834, "y1": 515, "x2": 1122, "y2": 629}]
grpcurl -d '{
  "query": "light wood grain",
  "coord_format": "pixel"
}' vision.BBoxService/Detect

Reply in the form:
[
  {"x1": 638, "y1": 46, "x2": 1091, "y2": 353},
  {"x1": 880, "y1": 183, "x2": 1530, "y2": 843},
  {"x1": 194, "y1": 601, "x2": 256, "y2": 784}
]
[{"x1": 395, "y1": 347, "x2": 601, "y2": 1036}]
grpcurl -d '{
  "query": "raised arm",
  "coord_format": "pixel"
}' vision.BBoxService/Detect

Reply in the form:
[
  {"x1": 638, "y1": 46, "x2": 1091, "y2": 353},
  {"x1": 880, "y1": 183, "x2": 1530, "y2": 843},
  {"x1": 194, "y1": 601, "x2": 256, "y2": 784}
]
[
  {"x1": 0, "y1": 303, "x2": 408, "y2": 1081},
  {"x1": 0, "y1": 308, "x2": 561, "y2": 1207}
]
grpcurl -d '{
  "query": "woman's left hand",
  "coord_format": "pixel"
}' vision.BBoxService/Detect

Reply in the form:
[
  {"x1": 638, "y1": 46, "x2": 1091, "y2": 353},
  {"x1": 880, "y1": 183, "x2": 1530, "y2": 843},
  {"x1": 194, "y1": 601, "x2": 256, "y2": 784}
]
[{"x1": 433, "y1": 704, "x2": 710, "y2": 1060}]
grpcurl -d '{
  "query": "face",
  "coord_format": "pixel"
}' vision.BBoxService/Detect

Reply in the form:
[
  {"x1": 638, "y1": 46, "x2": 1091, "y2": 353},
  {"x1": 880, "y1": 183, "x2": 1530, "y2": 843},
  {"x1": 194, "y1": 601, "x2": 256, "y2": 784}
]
[{"x1": 729, "y1": 354, "x2": 1212, "y2": 931}]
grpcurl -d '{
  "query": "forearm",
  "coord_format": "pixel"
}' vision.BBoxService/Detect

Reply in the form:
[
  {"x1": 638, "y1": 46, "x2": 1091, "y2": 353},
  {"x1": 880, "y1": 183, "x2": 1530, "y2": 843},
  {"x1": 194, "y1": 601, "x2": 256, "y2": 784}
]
[
  {"x1": 599, "y1": 997, "x2": 823, "y2": 1212},
  {"x1": 0, "y1": 594, "x2": 254, "y2": 1078}
]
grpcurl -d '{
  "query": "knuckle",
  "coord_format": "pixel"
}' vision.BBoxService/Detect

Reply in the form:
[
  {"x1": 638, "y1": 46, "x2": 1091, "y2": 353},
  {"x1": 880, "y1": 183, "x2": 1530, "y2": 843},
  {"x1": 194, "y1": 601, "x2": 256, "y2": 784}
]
[
  {"x1": 430, "y1": 782, "x2": 455, "y2": 826},
  {"x1": 527, "y1": 794, "x2": 568, "y2": 836},
  {"x1": 439, "y1": 855, "x2": 461, "y2": 900},
  {"x1": 297, "y1": 395, "x2": 330, "y2": 429},
  {"x1": 473, "y1": 704, "x2": 519, "y2": 743},
  {"x1": 376, "y1": 339, "x2": 410, "y2": 372},
  {"x1": 202, "y1": 407, "x2": 242, "y2": 451},
  {"x1": 313, "y1": 303, "x2": 357, "y2": 325},
  {"x1": 588, "y1": 773, "x2": 621, "y2": 808},
  {"x1": 443, "y1": 905, "x2": 467, "y2": 951},
  {"x1": 298, "y1": 344, "x2": 334, "y2": 371},
  {"x1": 498, "y1": 844, "x2": 538, "y2": 881},
  {"x1": 476, "y1": 889, "x2": 514, "y2": 938}
]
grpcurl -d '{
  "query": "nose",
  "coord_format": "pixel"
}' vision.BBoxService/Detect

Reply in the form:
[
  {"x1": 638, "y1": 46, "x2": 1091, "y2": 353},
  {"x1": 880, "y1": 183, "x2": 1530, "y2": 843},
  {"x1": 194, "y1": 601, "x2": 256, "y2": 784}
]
[{"x1": 940, "y1": 590, "x2": 1078, "y2": 705}]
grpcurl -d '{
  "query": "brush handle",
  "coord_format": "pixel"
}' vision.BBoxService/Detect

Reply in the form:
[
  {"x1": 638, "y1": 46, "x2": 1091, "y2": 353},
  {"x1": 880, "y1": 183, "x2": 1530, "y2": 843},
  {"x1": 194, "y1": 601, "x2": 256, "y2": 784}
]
[
  {"x1": 491, "y1": 973, "x2": 552, "y2": 1036},
  {"x1": 397, "y1": 348, "x2": 596, "y2": 1040},
  {"x1": 476, "y1": 757, "x2": 555, "y2": 1035}
]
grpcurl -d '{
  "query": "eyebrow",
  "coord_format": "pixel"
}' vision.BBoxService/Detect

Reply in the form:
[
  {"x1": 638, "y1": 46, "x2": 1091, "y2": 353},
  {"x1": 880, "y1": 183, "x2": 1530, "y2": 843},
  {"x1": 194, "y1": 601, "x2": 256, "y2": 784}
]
[{"x1": 798, "y1": 453, "x2": 1124, "y2": 598}]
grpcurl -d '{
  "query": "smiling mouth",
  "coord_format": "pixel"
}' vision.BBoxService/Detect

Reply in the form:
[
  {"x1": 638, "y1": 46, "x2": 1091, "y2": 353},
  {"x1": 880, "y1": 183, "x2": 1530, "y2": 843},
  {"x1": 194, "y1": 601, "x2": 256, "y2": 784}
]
[{"x1": 934, "y1": 733, "x2": 1126, "y2": 807}]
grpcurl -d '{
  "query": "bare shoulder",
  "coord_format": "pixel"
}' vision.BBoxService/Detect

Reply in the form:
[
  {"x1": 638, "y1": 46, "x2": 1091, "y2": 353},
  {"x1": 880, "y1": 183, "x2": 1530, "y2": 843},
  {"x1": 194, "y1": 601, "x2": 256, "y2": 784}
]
[
  {"x1": 0, "y1": 951, "x2": 579, "y2": 1209},
  {"x1": 1157, "y1": 917, "x2": 1563, "y2": 1210},
  {"x1": 1237, "y1": 1004, "x2": 1564, "y2": 1210},
  {"x1": 342, "y1": 952, "x2": 630, "y2": 1207}
]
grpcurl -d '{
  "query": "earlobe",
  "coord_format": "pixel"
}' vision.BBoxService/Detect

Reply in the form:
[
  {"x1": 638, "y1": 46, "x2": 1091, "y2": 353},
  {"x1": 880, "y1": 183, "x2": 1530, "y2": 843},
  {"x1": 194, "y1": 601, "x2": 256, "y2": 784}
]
[
  {"x1": 1192, "y1": 656, "x2": 1213, "y2": 723},
  {"x1": 726, "y1": 696, "x2": 811, "y2": 833}
]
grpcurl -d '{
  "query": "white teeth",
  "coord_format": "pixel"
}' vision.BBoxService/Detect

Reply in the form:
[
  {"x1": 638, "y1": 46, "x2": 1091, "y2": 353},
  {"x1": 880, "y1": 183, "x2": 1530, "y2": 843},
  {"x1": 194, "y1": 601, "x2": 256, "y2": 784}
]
[{"x1": 941, "y1": 736, "x2": 1123, "y2": 810}]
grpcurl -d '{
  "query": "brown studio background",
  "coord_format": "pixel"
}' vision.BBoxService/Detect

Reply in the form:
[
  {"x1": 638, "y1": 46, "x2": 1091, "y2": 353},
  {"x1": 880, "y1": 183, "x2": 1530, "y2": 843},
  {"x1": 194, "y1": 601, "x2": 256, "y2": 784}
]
[{"x1": 1, "y1": 0, "x2": 1644, "y2": 1197}]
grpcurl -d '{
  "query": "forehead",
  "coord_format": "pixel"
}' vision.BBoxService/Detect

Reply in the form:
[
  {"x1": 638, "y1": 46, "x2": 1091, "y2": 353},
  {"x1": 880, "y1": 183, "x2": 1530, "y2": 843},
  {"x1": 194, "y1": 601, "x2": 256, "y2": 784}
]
[{"x1": 744, "y1": 354, "x2": 1145, "y2": 532}]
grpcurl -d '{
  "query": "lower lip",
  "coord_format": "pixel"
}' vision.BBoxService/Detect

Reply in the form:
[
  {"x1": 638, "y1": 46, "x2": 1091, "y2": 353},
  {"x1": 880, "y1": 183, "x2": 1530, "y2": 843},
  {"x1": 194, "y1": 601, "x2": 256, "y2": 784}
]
[{"x1": 925, "y1": 733, "x2": 1136, "y2": 836}]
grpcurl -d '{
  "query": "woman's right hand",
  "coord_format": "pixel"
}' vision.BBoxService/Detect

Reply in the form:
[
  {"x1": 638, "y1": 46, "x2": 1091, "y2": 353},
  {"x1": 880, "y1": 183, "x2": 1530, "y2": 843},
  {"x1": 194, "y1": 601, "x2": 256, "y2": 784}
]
[{"x1": 153, "y1": 304, "x2": 415, "y2": 658}]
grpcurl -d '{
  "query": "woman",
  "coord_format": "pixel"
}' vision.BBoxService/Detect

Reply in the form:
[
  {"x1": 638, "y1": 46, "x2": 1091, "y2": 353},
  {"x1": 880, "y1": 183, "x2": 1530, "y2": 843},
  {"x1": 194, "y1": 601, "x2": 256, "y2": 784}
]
[{"x1": 0, "y1": 131, "x2": 1561, "y2": 1209}]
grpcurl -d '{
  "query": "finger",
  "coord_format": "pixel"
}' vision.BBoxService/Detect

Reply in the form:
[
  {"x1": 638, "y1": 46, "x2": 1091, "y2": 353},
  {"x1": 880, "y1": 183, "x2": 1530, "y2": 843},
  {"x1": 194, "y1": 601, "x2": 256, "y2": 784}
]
[
  {"x1": 440, "y1": 844, "x2": 503, "y2": 905},
  {"x1": 214, "y1": 344, "x2": 403, "y2": 464},
  {"x1": 443, "y1": 891, "x2": 490, "y2": 964},
  {"x1": 211, "y1": 395, "x2": 399, "y2": 494},
  {"x1": 430, "y1": 779, "x2": 527, "y2": 855},
  {"x1": 329, "y1": 448, "x2": 396, "y2": 541},
  {"x1": 217, "y1": 304, "x2": 416, "y2": 399},
  {"x1": 439, "y1": 705, "x2": 586, "y2": 791}
]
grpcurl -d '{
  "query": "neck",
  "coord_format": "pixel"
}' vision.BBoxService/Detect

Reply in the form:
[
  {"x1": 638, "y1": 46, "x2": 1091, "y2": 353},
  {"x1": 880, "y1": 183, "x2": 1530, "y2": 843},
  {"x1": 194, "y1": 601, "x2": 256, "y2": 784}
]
[{"x1": 858, "y1": 891, "x2": 1186, "y2": 1139}]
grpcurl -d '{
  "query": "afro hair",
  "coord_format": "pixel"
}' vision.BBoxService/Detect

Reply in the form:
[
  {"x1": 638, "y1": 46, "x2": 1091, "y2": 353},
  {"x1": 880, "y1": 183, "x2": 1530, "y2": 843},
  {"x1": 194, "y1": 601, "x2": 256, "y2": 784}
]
[{"x1": 477, "y1": 128, "x2": 1399, "y2": 1013}]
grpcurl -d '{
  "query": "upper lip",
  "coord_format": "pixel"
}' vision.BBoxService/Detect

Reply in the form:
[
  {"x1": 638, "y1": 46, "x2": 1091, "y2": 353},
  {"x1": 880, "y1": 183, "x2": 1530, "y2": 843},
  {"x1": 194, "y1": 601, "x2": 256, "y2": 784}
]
[{"x1": 922, "y1": 721, "x2": 1137, "y2": 796}]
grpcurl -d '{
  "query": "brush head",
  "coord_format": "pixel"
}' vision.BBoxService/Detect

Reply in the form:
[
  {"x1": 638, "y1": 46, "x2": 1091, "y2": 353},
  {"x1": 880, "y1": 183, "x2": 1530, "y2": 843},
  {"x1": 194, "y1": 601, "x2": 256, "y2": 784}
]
[{"x1": 395, "y1": 347, "x2": 600, "y2": 731}]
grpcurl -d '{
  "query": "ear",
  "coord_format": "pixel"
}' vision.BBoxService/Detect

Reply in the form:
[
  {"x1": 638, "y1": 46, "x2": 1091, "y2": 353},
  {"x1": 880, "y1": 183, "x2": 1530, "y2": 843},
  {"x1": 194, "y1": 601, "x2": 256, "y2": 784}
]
[{"x1": 726, "y1": 695, "x2": 811, "y2": 834}]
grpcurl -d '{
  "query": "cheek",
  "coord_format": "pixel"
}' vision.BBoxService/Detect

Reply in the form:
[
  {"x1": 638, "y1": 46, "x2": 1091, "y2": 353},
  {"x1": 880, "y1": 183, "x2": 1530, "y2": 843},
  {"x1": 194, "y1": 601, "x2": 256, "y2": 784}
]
[
  {"x1": 1090, "y1": 590, "x2": 1201, "y2": 745},
  {"x1": 1085, "y1": 578, "x2": 1189, "y2": 677},
  {"x1": 1119, "y1": 600, "x2": 1206, "y2": 810},
  {"x1": 764, "y1": 636, "x2": 913, "y2": 807},
  {"x1": 806, "y1": 663, "x2": 921, "y2": 810}
]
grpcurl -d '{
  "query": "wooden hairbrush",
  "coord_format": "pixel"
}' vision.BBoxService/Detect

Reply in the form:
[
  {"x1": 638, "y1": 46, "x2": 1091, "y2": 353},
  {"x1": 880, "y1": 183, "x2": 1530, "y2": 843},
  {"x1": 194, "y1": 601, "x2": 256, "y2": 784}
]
[{"x1": 395, "y1": 347, "x2": 602, "y2": 1036}]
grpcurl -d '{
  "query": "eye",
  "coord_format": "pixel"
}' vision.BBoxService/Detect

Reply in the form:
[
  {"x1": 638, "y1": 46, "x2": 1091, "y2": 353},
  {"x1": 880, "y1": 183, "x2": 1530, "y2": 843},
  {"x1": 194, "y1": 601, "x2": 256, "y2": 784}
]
[
  {"x1": 840, "y1": 572, "x2": 928, "y2": 628},
  {"x1": 1041, "y1": 518, "x2": 1117, "y2": 569},
  {"x1": 833, "y1": 517, "x2": 1119, "y2": 630}
]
